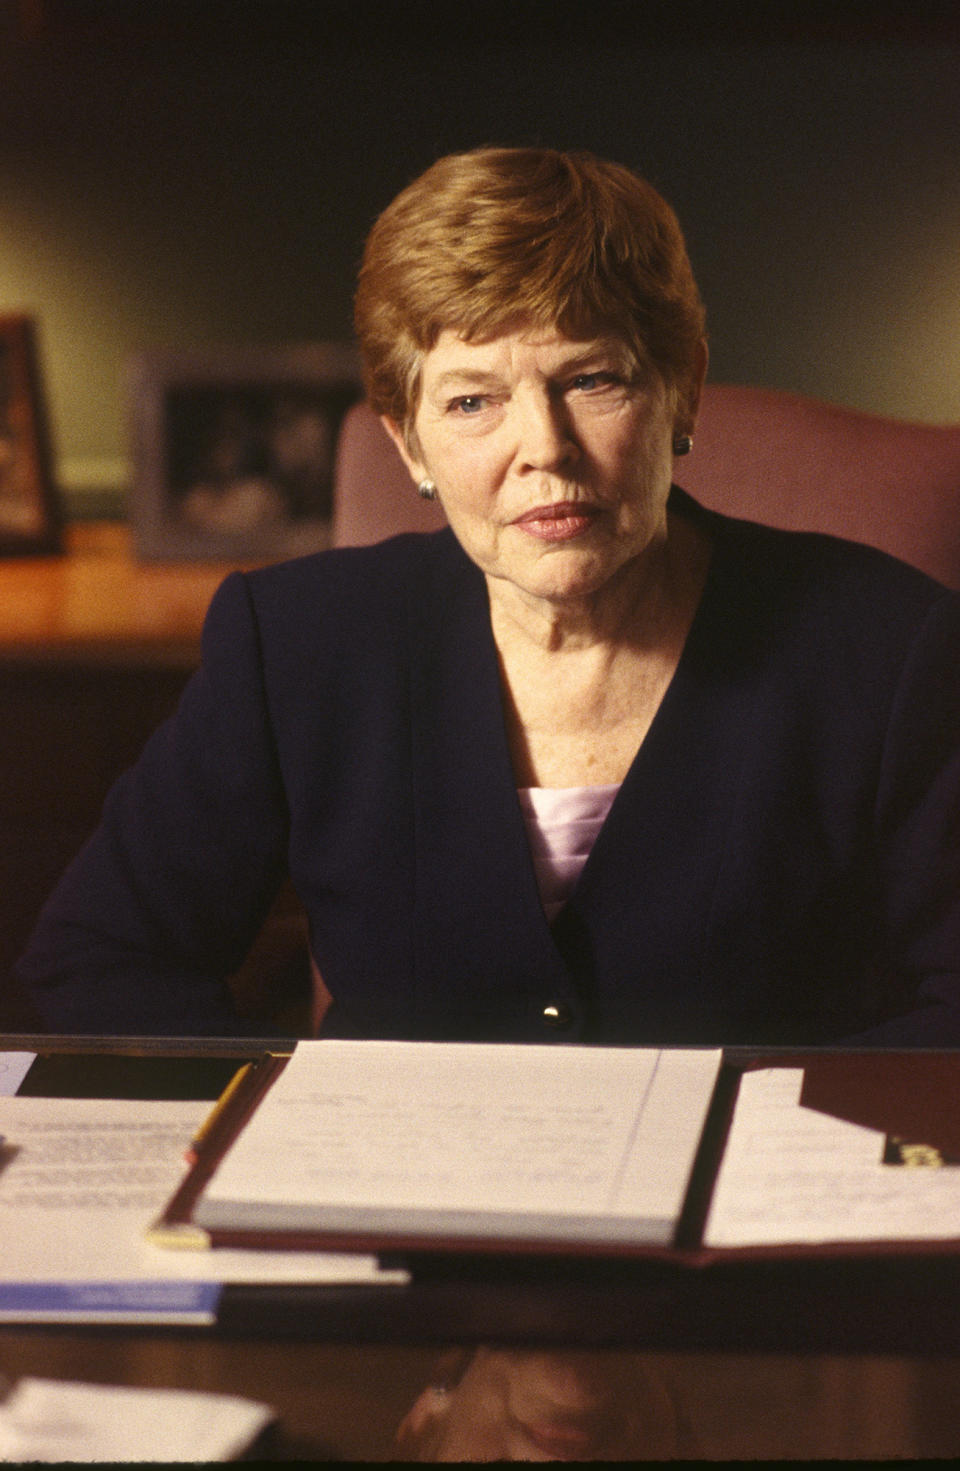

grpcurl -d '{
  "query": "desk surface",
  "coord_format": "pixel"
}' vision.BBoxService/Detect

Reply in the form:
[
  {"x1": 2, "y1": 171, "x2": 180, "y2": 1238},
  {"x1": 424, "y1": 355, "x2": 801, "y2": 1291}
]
[
  {"x1": 4, "y1": 1035, "x2": 960, "y2": 1357},
  {"x1": 0, "y1": 524, "x2": 254, "y2": 667}
]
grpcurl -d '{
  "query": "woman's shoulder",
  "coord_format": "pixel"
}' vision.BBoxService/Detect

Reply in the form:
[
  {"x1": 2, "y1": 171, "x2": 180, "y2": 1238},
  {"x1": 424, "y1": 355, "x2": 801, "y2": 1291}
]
[
  {"x1": 210, "y1": 527, "x2": 467, "y2": 631},
  {"x1": 252, "y1": 525, "x2": 463, "y2": 594},
  {"x1": 678, "y1": 486, "x2": 955, "y2": 617},
  {"x1": 196, "y1": 528, "x2": 474, "y2": 698},
  {"x1": 675, "y1": 487, "x2": 959, "y2": 691}
]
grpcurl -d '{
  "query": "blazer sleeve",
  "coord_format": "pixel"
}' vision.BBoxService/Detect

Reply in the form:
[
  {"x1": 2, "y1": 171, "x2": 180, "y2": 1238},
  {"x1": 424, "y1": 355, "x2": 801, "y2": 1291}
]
[
  {"x1": 851, "y1": 588, "x2": 960, "y2": 1044},
  {"x1": 13, "y1": 572, "x2": 290, "y2": 1034}
]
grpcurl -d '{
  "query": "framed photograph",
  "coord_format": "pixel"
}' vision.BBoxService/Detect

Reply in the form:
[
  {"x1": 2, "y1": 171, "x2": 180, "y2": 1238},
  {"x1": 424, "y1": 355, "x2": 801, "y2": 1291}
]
[
  {"x1": 0, "y1": 314, "x2": 61, "y2": 555},
  {"x1": 127, "y1": 344, "x2": 363, "y2": 560}
]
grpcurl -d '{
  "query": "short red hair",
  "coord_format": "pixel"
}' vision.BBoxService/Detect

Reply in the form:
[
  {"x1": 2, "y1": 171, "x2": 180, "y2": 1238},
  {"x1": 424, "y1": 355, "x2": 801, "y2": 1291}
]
[{"x1": 354, "y1": 147, "x2": 706, "y2": 433}]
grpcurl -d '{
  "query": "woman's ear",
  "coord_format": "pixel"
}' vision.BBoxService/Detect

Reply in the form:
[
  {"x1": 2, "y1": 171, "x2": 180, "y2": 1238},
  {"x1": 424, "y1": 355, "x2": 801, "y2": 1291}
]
[
  {"x1": 672, "y1": 339, "x2": 709, "y2": 442},
  {"x1": 684, "y1": 338, "x2": 709, "y2": 431},
  {"x1": 380, "y1": 416, "x2": 426, "y2": 486},
  {"x1": 393, "y1": 1348, "x2": 472, "y2": 1458},
  {"x1": 393, "y1": 1386, "x2": 454, "y2": 1460}
]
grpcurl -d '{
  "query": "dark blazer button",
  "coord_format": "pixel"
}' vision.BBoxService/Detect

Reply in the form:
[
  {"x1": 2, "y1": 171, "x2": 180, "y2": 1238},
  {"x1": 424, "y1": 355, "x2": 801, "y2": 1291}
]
[{"x1": 541, "y1": 1002, "x2": 574, "y2": 1029}]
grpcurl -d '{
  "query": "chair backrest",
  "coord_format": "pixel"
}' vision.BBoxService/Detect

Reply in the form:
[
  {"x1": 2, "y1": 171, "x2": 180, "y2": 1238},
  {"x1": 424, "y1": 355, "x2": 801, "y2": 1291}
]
[
  {"x1": 332, "y1": 401, "x2": 447, "y2": 547},
  {"x1": 332, "y1": 387, "x2": 960, "y2": 589}
]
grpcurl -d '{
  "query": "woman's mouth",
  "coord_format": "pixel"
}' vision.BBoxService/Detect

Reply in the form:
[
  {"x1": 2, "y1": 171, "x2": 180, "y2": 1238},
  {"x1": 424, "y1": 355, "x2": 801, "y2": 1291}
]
[
  {"x1": 514, "y1": 1415, "x2": 606, "y2": 1458},
  {"x1": 513, "y1": 502, "x2": 600, "y2": 542}
]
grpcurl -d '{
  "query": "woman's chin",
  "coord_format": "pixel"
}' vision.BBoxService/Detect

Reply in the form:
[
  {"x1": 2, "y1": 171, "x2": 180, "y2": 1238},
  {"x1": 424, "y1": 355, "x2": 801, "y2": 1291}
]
[{"x1": 490, "y1": 546, "x2": 638, "y2": 611}]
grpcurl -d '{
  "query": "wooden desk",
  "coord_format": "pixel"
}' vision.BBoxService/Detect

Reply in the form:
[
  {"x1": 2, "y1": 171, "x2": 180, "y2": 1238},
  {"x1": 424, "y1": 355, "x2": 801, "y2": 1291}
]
[{"x1": 2, "y1": 1038, "x2": 960, "y2": 1460}]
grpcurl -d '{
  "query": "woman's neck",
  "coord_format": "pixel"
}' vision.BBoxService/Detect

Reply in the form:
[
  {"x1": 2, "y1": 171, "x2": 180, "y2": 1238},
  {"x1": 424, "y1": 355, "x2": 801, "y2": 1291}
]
[
  {"x1": 487, "y1": 511, "x2": 710, "y2": 658},
  {"x1": 488, "y1": 512, "x2": 713, "y2": 788}
]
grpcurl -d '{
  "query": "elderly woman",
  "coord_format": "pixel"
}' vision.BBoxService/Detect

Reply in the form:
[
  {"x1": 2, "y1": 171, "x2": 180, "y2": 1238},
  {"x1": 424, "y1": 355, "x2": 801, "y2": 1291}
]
[{"x1": 15, "y1": 147, "x2": 960, "y2": 1043}]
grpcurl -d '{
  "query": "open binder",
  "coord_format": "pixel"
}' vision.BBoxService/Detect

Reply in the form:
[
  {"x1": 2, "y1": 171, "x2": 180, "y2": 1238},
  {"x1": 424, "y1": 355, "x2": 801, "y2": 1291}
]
[{"x1": 149, "y1": 1040, "x2": 960, "y2": 1263}]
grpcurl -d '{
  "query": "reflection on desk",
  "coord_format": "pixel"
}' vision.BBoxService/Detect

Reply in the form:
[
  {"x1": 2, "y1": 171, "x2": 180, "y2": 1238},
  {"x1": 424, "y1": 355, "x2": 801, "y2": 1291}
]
[{"x1": 2, "y1": 1335, "x2": 958, "y2": 1461}]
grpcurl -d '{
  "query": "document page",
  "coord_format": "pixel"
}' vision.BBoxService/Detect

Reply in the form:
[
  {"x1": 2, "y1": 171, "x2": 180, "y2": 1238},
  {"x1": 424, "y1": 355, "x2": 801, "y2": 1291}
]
[
  {"x1": 704, "y1": 1067, "x2": 960, "y2": 1247},
  {"x1": 196, "y1": 1041, "x2": 721, "y2": 1247},
  {"x1": 0, "y1": 1095, "x2": 404, "y2": 1310}
]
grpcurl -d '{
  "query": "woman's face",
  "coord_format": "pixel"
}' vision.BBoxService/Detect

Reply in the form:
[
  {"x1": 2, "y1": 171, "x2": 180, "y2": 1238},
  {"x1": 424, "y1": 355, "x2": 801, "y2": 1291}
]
[
  {"x1": 394, "y1": 1348, "x2": 679, "y2": 1461},
  {"x1": 383, "y1": 326, "x2": 702, "y2": 613}
]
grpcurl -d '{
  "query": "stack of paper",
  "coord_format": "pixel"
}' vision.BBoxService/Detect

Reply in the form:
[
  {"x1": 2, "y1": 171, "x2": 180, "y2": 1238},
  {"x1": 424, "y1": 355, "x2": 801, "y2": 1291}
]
[{"x1": 169, "y1": 1041, "x2": 723, "y2": 1250}]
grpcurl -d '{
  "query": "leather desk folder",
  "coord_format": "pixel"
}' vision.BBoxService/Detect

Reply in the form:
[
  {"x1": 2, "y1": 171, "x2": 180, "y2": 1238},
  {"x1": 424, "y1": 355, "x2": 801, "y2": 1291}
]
[{"x1": 149, "y1": 1041, "x2": 960, "y2": 1265}]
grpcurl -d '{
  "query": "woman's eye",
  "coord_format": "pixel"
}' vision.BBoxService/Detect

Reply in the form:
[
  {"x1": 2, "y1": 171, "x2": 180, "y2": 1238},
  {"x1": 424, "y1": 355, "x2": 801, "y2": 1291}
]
[
  {"x1": 571, "y1": 372, "x2": 618, "y2": 392},
  {"x1": 449, "y1": 395, "x2": 487, "y2": 415}
]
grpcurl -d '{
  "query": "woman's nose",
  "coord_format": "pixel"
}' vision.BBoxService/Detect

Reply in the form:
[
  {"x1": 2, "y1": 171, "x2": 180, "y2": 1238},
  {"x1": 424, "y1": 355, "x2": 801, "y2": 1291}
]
[{"x1": 513, "y1": 392, "x2": 578, "y2": 472}]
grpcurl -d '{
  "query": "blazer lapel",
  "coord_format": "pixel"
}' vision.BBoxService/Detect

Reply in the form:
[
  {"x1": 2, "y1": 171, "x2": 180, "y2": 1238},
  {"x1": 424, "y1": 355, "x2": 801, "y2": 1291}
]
[
  {"x1": 408, "y1": 535, "x2": 575, "y2": 1039},
  {"x1": 553, "y1": 515, "x2": 758, "y2": 1040}
]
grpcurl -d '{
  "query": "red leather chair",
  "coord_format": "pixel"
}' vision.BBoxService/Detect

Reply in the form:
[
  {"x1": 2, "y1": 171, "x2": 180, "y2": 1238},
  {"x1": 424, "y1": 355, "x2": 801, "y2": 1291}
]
[{"x1": 332, "y1": 387, "x2": 960, "y2": 589}]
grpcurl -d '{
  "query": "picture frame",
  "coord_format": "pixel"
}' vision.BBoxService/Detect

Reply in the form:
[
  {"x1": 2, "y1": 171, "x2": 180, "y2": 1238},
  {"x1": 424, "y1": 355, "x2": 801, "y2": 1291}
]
[
  {"x1": 0, "y1": 313, "x2": 61, "y2": 555},
  {"x1": 127, "y1": 344, "x2": 363, "y2": 560}
]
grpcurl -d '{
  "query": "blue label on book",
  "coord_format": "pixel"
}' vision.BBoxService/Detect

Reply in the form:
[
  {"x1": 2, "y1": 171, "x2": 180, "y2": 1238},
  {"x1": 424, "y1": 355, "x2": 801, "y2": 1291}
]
[{"x1": 0, "y1": 1281, "x2": 221, "y2": 1320}]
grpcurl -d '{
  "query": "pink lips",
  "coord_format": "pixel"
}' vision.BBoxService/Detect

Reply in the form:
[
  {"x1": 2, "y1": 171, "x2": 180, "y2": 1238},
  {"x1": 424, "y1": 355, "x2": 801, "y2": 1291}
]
[{"x1": 513, "y1": 502, "x2": 599, "y2": 542}]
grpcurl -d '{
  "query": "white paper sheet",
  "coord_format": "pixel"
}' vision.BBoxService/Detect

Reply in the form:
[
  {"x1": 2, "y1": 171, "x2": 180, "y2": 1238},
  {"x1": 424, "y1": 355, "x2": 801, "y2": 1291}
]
[
  {"x1": 0, "y1": 1377, "x2": 274, "y2": 1462},
  {"x1": 704, "y1": 1067, "x2": 960, "y2": 1247},
  {"x1": 0, "y1": 1095, "x2": 406, "y2": 1290}
]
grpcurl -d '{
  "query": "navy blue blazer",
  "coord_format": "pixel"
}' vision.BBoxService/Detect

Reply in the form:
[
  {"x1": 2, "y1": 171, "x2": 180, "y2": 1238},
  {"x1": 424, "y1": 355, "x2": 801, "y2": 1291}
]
[{"x1": 16, "y1": 489, "x2": 960, "y2": 1045}]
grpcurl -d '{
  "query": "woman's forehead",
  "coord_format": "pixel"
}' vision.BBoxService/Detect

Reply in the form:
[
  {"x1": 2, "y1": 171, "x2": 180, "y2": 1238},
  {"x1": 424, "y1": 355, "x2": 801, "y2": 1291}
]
[{"x1": 420, "y1": 326, "x2": 632, "y2": 379}]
